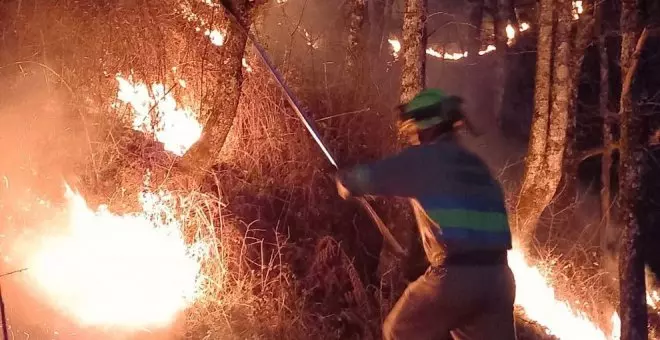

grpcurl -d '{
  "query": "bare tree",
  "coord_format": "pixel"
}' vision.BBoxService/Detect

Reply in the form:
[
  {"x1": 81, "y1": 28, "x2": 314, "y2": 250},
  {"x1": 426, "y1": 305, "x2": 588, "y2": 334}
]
[
  {"x1": 400, "y1": 0, "x2": 427, "y2": 103},
  {"x1": 598, "y1": 0, "x2": 614, "y2": 253},
  {"x1": 179, "y1": 0, "x2": 265, "y2": 179},
  {"x1": 466, "y1": 0, "x2": 484, "y2": 63},
  {"x1": 514, "y1": 0, "x2": 574, "y2": 233},
  {"x1": 562, "y1": 2, "x2": 595, "y2": 194},
  {"x1": 369, "y1": 0, "x2": 394, "y2": 57},
  {"x1": 346, "y1": 0, "x2": 367, "y2": 78},
  {"x1": 617, "y1": 0, "x2": 650, "y2": 332}
]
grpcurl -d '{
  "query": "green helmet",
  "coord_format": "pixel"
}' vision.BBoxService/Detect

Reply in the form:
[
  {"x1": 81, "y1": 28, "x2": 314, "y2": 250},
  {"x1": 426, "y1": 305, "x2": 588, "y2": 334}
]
[{"x1": 399, "y1": 88, "x2": 464, "y2": 131}]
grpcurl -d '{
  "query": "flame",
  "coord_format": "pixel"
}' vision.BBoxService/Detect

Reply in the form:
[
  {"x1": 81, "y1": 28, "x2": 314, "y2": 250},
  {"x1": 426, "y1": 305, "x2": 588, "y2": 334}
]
[
  {"x1": 204, "y1": 29, "x2": 225, "y2": 47},
  {"x1": 478, "y1": 44, "x2": 497, "y2": 56},
  {"x1": 115, "y1": 74, "x2": 202, "y2": 156},
  {"x1": 242, "y1": 57, "x2": 253, "y2": 73},
  {"x1": 389, "y1": 39, "x2": 500, "y2": 61},
  {"x1": 520, "y1": 22, "x2": 531, "y2": 32},
  {"x1": 179, "y1": 3, "x2": 225, "y2": 46},
  {"x1": 647, "y1": 289, "x2": 660, "y2": 309},
  {"x1": 506, "y1": 24, "x2": 516, "y2": 44},
  {"x1": 24, "y1": 185, "x2": 206, "y2": 328},
  {"x1": 388, "y1": 39, "x2": 401, "y2": 57},
  {"x1": 573, "y1": 1, "x2": 584, "y2": 19},
  {"x1": 509, "y1": 248, "x2": 618, "y2": 339}
]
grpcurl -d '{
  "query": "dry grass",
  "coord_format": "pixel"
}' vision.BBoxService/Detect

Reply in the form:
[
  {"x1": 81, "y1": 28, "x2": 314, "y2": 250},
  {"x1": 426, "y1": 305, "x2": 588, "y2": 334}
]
[
  {"x1": 1, "y1": 1, "x2": 395, "y2": 339},
  {"x1": 0, "y1": 1, "x2": 611, "y2": 340}
]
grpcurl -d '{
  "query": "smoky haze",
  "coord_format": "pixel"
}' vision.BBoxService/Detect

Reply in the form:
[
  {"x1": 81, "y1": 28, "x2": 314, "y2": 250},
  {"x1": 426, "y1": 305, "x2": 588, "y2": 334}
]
[{"x1": 0, "y1": 70, "x2": 97, "y2": 338}]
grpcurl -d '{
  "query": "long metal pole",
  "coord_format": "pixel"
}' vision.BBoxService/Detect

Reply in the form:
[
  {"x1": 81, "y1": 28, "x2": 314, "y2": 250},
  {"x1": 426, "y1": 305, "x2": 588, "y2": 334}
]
[{"x1": 217, "y1": 3, "x2": 406, "y2": 256}]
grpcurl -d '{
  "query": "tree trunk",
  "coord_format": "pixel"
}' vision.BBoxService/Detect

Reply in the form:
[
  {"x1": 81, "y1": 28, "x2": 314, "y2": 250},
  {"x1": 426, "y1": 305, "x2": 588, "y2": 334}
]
[
  {"x1": 514, "y1": 0, "x2": 558, "y2": 233},
  {"x1": 378, "y1": 0, "x2": 428, "y2": 317},
  {"x1": 598, "y1": 1, "x2": 614, "y2": 254},
  {"x1": 369, "y1": 0, "x2": 393, "y2": 57},
  {"x1": 466, "y1": 0, "x2": 484, "y2": 62},
  {"x1": 179, "y1": 0, "x2": 255, "y2": 179},
  {"x1": 346, "y1": 0, "x2": 367, "y2": 75},
  {"x1": 464, "y1": 0, "x2": 484, "y2": 119},
  {"x1": 562, "y1": 4, "x2": 595, "y2": 197},
  {"x1": 399, "y1": 0, "x2": 427, "y2": 103},
  {"x1": 617, "y1": 0, "x2": 649, "y2": 330},
  {"x1": 491, "y1": 0, "x2": 510, "y2": 127}
]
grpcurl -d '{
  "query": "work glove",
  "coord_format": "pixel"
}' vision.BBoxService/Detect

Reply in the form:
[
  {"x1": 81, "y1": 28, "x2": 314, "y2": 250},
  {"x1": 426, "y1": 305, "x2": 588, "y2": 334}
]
[{"x1": 335, "y1": 175, "x2": 351, "y2": 200}]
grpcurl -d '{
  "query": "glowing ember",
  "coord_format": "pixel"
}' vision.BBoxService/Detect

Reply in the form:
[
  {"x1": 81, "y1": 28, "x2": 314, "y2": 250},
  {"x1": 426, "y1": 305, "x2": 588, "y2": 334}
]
[
  {"x1": 25, "y1": 185, "x2": 206, "y2": 328},
  {"x1": 573, "y1": 1, "x2": 584, "y2": 19},
  {"x1": 647, "y1": 289, "x2": 660, "y2": 309},
  {"x1": 506, "y1": 24, "x2": 516, "y2": 44},
  {"x1": 388, "y1": 38, "x2": 401, "y2": 57},
  {"x1": 612, "y1": 313, "x2": 621, "y2": 340},
  {"x1": 478, "y1": 44, "x2": 497, "y2": 56},
  {"x1": 520, "y1": 22, "x2": 531, "y2": 32},
  {"x1": 242, "y1": 57, "x2": 253, "y2": 73},
  {"x1": 204, "y1": 29, "x2": 225, "y2": 47},
  {"x1": 115, "y1": 74, "x2": 202, "y2": 156},
  {"x1": 508, "y1": 249, "x2": 617, "y2": 340},
  {"x1": 425, "y1": 47, "x2": 442, "y2": 58}
]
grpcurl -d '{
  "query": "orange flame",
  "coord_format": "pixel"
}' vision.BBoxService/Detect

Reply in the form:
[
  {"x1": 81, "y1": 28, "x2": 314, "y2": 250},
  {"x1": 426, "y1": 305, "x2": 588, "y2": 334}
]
[
  {"x1": 115, "y1": 74, "x2": 202, "y2": 156},
  {"x1": 24, "y1": 184, "x2": 206, "y2": 329},
  {"x1": 509, "y1": 249, "x2": 619, "y2": 339},
  {"x1": 506, "y1": 24, "x2": 516, "y2": 44},
  {"x1": 388, "y1": 38, "x2": 401, "y2": 57}
]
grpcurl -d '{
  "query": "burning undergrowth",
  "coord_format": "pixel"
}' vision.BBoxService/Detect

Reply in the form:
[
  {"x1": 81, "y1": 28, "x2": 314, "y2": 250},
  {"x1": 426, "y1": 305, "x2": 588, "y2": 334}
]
[{"x1": 1, "y1": 0, "x2": 654, "y2": 339}]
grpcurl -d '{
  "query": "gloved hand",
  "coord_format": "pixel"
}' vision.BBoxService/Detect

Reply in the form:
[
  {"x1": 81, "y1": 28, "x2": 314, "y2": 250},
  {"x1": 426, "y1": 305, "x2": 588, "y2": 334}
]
[{"x1": 335, "y1": 175, "x2": 351, "y2": 200}]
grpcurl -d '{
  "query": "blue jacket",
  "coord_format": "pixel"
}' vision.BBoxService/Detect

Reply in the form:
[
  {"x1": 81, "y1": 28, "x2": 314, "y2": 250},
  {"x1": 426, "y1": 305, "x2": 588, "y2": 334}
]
[{"x1": 339, "y1": 136, "x2": 512, "y2": 264}]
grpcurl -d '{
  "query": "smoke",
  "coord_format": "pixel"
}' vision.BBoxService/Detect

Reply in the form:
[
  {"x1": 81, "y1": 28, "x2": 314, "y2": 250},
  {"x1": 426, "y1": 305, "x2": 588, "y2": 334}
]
[{"x1": 0, "y1": 70, "x2": 95, "y2": 338}]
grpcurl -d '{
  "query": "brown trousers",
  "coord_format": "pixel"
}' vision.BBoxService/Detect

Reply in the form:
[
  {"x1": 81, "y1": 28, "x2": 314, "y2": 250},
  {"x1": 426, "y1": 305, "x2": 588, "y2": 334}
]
[{"x1": 383, "y1": 264, "x2": 517, "y2": 340}]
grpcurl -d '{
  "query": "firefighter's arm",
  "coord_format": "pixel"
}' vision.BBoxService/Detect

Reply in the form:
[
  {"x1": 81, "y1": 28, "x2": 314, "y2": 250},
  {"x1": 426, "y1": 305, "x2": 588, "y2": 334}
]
[{"x1": 336, "y1": 149, "x2": 423, "y2": 198}]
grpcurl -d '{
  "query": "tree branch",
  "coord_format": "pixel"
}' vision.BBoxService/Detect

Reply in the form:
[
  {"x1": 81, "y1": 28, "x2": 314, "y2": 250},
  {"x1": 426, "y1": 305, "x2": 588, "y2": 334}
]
[{"x1": 620, "y1": 27, "x2": 649, "y2": 105}]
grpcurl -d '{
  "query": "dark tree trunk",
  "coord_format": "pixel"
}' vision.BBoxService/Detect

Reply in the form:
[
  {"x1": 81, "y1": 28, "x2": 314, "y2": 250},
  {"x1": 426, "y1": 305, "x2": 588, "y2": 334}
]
[
  {"x1": 179, "y1": 0, "x2": 260, "y2": 179},
  {"x1": 464, "y1": 0, "x2": 484, "y2": 118},
  {"x1": 369, "y1": 0, "x2": 394, "y2": 57},
  {"x1": 617, "y1": 0, "x2": 650, "y2": 331},
  {"x1": 598, "y1": 1, "x2": 614, "y2": 254},
  {"x1": 562, "y1": 3, "x2": 595, "y2": 196},
  {"x1": 346, "y1": 0, "x2": 367, "y2": 75},
  {"x1": 491, "y1": 0, "x2": 510, "y2": 126},
  {"x1": 466, "y1": 0, "x2": 484, "y2": 63}
]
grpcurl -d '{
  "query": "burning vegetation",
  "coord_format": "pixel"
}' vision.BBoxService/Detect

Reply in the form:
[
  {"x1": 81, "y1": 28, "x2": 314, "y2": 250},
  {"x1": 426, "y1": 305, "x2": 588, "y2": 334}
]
[{"x1": 1, "y1": 0, "x2": 659, "y2": 339}]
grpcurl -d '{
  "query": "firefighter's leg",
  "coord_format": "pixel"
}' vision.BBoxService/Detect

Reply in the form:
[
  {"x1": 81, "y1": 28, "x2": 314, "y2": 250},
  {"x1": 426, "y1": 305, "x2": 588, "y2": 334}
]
[
  {"x1": 451, "y1": 265, "x2": 517, "y2": 340},
  {"x1": 382, "y1": 268, "x2": 457, "y2": 340}
]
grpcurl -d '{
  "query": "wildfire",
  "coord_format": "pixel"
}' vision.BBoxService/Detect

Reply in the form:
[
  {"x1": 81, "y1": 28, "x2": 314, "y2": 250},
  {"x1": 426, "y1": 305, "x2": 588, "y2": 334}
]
[
  {"x1": 23, "y1": 184, "x2": 206, "y2": 328},
  {"x1": 573, "y1": 1, "x2": 584, "y2": 19},
  {"x1": 388, "y1": 38, "x2": 499, "y2": 61},
  {"x1": 242, "y1": 57, "x2": 253, "y2": 73},
  {"x1": 388, "y1": 38, "x2": 401, "y2": 57},
  {"x1": 115, "y1": 74, "x2": 202, "y2": 156},
  {"x1": 204, "y1": 29, "x2": 225, "y2": 47},
  {"x1": 509, "y1": 248, "x2": 619, "y2": 340},
  {"x1": 506, "y1": 24, "x2": 516, "y2": 44},
  {"x1": 647, "y1": 290, "x2": 660, "y2": 309},
  {"x1": 520, "y1": 22, "x2": 531, "y2": 32}
]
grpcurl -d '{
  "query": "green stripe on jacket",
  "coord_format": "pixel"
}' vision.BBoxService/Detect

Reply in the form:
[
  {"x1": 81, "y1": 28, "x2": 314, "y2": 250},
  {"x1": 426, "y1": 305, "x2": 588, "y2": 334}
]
[{"x1": 427, "y1": 209, "x2": 509, "y2": 232}]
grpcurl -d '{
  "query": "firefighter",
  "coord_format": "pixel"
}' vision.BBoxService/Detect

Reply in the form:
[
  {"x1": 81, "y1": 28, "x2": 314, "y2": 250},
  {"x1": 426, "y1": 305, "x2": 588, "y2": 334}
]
[{"x1": 335, "y1": 89, "x2": 516, "y2": 340}]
